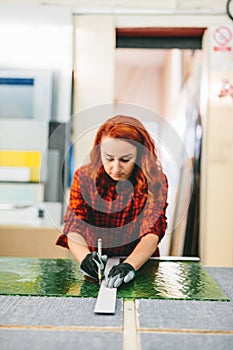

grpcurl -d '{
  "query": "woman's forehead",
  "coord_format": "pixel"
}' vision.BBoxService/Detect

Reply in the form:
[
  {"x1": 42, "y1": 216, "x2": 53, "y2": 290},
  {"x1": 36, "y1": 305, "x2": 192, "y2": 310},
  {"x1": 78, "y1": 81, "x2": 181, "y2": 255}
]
[{"x1": 100, "y1": 137, "x2": 137, "y2": 156}]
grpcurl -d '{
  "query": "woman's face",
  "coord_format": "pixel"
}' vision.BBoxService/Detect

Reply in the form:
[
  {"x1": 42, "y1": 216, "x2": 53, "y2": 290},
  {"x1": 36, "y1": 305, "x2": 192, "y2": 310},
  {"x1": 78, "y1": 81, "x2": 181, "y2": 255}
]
[{"x1": 100, "y1": 137, "x2": 137, "y2": 181}]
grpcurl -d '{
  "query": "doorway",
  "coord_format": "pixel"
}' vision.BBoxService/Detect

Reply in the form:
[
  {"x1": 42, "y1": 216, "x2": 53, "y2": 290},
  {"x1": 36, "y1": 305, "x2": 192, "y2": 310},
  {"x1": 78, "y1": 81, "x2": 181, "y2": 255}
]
[{"x1": 114, "y1": 27, "x2": 206, "y2": 256}]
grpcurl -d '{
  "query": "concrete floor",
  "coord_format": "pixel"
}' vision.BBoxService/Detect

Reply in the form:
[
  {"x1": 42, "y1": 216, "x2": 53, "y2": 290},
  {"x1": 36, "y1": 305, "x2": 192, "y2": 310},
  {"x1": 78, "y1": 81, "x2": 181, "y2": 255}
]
[{"x1": 0, "y1": 267, "x2": 232, "y2": 350}]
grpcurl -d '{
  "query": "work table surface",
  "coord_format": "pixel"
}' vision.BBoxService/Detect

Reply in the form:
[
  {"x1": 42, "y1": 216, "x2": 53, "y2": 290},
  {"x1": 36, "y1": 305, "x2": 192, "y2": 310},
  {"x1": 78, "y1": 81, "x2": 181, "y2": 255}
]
[{"x1": 0, "y1": 258, "x2": 232, "y2": 350}]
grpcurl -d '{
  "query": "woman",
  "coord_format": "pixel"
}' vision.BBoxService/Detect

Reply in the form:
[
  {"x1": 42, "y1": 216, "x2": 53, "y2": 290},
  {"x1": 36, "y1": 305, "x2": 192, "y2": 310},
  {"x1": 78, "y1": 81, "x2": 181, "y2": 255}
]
[{"x1": 56, "y1": 115, "x2": 168, "y2": 288}]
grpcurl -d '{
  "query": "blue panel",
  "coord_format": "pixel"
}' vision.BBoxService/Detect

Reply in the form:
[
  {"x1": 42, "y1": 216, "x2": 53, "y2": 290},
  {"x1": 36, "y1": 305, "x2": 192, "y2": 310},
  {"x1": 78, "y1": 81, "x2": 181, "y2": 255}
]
[{"x1": 0, "y1": 77, "x2": 34, "y2": 85}]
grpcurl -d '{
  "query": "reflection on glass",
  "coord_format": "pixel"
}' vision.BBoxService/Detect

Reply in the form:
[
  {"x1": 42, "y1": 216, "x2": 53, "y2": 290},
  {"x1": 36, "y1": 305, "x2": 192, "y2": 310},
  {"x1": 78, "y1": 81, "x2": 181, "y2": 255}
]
[{"x1": 117, "y1": 260, "x2": 228, "y2": 301}]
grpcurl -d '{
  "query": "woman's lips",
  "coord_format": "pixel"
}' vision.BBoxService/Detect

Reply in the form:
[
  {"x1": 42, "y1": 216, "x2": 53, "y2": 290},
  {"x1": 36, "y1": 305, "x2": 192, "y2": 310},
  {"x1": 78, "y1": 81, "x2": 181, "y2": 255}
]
[{"x1": 112, "y1": 173, "x2": 123, "y2": 178}]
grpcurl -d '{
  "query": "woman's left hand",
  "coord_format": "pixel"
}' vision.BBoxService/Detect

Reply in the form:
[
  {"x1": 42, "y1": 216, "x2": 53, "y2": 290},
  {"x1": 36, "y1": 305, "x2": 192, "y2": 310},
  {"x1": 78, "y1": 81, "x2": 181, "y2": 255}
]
[{"x1": 105, "y1": 262, "x2": 135, "y2": 288}]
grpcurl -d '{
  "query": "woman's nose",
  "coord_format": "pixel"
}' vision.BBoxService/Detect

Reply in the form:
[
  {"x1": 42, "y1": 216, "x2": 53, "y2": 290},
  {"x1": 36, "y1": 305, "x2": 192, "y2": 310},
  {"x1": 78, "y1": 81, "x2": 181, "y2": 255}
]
[{"x1": 112, "y1": 159, "x2": 121, "y2": 172}]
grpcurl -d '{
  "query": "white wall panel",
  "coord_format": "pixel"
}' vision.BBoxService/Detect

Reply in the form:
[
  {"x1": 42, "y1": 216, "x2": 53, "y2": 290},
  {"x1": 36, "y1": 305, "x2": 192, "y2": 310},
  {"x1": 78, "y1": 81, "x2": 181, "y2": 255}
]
[{"x1": 0, "y1": 4, "x2": 73, "y2": 122}]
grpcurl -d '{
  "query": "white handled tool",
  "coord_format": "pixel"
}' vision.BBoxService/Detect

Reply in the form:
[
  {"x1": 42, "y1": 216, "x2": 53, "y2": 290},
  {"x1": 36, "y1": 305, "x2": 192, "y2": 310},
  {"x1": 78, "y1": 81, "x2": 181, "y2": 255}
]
[{"x1": 97, "y1": 238, "x2": 103, "y2": 285}]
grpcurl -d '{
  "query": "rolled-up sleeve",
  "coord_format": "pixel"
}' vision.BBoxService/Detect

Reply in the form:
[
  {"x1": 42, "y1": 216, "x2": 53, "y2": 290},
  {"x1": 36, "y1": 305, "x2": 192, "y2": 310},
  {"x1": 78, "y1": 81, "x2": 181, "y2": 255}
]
[
  {"x1": 139, "y1": 174, "x2": 168, "y2": 243},
  {"x1": 56, "y1": 167, "x2": 91, "y2": 248}
]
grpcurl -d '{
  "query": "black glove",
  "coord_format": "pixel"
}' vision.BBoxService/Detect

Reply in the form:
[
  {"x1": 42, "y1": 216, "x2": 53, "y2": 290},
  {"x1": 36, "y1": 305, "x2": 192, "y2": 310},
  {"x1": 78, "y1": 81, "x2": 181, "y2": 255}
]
[
  {"x1": 80, "y1": 252, "x2": 107, "y2": 280},
  {"x1": 105, "y1": 262, "x2": 136, "y2": 288}
]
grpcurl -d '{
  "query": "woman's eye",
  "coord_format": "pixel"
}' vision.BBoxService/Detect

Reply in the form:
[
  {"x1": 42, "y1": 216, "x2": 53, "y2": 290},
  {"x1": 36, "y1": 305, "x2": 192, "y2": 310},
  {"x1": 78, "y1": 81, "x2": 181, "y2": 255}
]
[
  {"x1": 120, "y1": 158, "x2": 130, "y2": 163},
  {"x1": 104, "y1": 157, "x2": 132, "y2": 163}
]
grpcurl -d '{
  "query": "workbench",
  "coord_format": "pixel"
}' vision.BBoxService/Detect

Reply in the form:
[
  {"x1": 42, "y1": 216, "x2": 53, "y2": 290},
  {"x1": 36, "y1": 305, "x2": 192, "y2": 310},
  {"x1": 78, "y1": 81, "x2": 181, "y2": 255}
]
[{"x1": 0, "y1": 258, "x2": 232, "y2": 350}]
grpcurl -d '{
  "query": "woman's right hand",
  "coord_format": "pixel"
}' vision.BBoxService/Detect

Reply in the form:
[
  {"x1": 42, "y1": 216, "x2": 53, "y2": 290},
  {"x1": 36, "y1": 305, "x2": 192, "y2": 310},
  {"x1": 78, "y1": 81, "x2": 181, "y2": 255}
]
[{"x1": 80, "y1": 252, "x2": 107, "y2": 280}]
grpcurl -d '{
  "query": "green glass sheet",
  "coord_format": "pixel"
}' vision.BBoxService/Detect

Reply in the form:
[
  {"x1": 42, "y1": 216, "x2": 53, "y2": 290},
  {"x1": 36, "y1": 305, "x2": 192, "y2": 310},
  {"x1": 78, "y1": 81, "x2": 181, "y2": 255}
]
[{"x1": 0, "y1": 257, "x2": 229, "y2": 301}]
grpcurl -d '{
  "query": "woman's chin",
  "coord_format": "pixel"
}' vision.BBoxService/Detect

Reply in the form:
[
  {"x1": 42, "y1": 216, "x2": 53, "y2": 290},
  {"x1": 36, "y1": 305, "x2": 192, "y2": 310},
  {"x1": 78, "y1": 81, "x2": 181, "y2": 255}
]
[{"x1": 110, "y1": 174, "x2": 125, "y2": 181}]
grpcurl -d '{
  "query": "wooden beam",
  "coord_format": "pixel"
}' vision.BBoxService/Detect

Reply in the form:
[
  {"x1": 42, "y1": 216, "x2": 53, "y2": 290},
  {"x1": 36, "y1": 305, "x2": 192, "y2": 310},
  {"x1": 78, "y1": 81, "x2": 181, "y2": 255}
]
[{"x1": 116, "y1": 27, "x2": 206, "y2": 38}]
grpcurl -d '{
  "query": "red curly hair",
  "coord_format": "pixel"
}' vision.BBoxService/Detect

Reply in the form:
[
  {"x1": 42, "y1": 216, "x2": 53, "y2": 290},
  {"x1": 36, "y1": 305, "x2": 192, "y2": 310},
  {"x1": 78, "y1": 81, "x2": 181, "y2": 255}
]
[{"x1": 89, "y1": 115, "x2": 165, "y2": 201}]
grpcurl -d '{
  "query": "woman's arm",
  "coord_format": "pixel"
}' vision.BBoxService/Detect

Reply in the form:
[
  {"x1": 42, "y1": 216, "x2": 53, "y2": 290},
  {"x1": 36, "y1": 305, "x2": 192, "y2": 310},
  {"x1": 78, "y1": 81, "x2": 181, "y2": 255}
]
[
  {"x1": 123, "y1": 233, "x2": 159, "y2": 271},
  {"x1": 56, "y1": 166, "x2": 92, "y2": 250},
  {"x1": 67, "y1": 232, "x2": 90, "y2": 264},
  {"x1": 124, "y1": 193, "x2": 168, "y2": 271}
]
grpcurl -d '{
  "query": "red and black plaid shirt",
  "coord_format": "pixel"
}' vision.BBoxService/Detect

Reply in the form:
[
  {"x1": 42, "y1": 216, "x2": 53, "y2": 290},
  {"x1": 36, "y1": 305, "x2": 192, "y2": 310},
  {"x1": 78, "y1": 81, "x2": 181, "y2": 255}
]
[{"x1": 56, "y1": 164, "x2": 168, "y2": 257}]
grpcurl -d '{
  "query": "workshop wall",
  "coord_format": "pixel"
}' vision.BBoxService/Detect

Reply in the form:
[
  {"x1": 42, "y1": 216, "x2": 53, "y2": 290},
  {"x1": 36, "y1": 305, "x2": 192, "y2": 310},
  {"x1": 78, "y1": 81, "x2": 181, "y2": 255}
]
[{"x1": 0, "y1": 0, "x2": 232, "y2": 266}]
